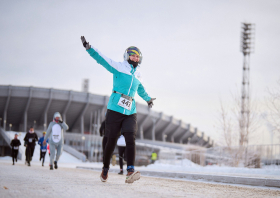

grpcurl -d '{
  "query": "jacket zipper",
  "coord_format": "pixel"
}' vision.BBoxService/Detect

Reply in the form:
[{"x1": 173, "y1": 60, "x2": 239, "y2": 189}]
[{"x1": 124, "y1": 66, "x2": 135, "y2": 114}]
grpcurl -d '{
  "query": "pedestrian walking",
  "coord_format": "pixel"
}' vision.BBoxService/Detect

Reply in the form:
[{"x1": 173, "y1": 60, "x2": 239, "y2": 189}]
[
  {"x1": 24, "y1": 126, "x2": 38, "y2": 166},
  {"x1": 10, "y1": 133, "x2": 21, "y2": 165},
  {"x1": 81, "y1": 36, "x2": 156, "y2": 183},
  {"x1": 38, "y1": 132, "x2": 48, "y2": 166},
  {"x1": 44, "y1": 112, "x2": 68, "y2": 170}
]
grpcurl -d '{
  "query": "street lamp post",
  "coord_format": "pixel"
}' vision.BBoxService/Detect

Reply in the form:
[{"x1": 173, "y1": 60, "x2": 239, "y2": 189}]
[
  {"x1": 239, "y1": 22, "x2": 255, "y2": 148},
  {"x1": 9, "y1": 124, "x2": 12, "y2": 131}
]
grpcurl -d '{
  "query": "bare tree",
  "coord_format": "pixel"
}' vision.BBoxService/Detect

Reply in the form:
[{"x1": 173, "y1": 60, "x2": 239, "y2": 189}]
[
  {"x1": 217, "y1": 91, "x2": 259, "y2": 167},
  {"x1": 265, "y1": 79, "x2": 280, "y2": 137},
  {"x1": 217, "y1": 101, "x2": 235, "y2": 147}
]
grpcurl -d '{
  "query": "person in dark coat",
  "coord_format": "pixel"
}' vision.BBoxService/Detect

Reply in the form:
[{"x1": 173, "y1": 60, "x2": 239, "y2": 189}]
[
  {"x1": 10, "y1": 133, "x2": 21, "y2": 165},
  {"x1": 24, "y1": 126, "x2": 38, "y2": 166}
]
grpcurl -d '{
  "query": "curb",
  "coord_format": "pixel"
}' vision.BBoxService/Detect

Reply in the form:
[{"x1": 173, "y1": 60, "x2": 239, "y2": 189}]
[{"x1": 76, "y1": 166, "x2": 280, "y2": 188}]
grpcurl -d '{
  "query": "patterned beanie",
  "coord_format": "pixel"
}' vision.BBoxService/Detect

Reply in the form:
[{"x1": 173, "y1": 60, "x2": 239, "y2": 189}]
[{"x1": 127, "y1": 46, "x2": 140, "y2": 56}]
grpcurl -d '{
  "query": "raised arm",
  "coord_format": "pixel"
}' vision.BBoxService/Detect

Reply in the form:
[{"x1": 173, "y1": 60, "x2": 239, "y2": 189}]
[
  {"x1": 61, "y1": 121, "x2": 69, "y2": 131},
  {"x1": 81, "y1": 36, "x2": 122, "y2": 74}
]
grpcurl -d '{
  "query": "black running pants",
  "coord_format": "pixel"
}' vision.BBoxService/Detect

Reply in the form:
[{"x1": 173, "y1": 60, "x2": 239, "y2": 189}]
[
  {"x1": 103, "y1": 133, "x2": 135, "y2": 169},
  {"x1": 118, "y1": 146, "x2": 126, "y2": 170},
  {"x1": 12, "y1": 150, "x2": 18, "y2": 163},
  {"x1": 41, "y1": 151, "x2": 46, "y2": 163},
  {"x1": 26, "y1": 144, "x2": 35, "y2": 162}
]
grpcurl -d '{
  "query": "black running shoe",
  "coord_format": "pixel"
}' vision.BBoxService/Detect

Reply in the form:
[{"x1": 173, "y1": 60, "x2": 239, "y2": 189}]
[
  {"x1": 54, "y1": 161, "x2": 58, "y2": 169},
  {"x1": 50, "y1": 165, "x2": 53, "y2": 170},
  {"x1": 118, "y1": 170, "x2": 123, "y2": 175},
  {"x1": 28, "y1": 162, "x2": 31, "y2": 166}
]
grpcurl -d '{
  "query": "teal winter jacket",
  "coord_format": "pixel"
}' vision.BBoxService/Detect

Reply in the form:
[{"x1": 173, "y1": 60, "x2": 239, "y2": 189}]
[{"x1": 86, "y1": 47, "x2": 151, "y2": 115}]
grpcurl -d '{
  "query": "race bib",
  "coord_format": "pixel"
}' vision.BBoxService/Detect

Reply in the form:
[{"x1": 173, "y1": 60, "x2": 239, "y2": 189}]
[
  {"x1": 52, "y1": 124, "x2": 62, "y2": 143},
  {"x1": 117, "y1": 97, "x2": 132, "y2": 111},
  {"x1": 29, "y1": 138, "x2": 33, "y2": 143},
  {"x1": 13, "y1": 146, "x2": 18, "y2": 150},
  {"x1": 41, "y1": 149, "x2": 47, "y2": 152}
]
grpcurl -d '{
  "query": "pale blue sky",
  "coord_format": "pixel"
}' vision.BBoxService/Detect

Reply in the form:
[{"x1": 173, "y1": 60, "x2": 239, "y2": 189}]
[{"x1": 1, "y1": 0, "x2": 280, "y2": 144}]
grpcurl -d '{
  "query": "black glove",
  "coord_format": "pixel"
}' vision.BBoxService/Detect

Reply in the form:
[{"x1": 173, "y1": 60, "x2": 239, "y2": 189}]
[
  {"x1": 81, "y1": 36, "x2": 91, "y2": 50},
  {"x1": 59, "y1": 120, "x2": 63, "y2": 123},
  {"x1": 147, "y1": 98, "x2": 156, "y2": 108}
]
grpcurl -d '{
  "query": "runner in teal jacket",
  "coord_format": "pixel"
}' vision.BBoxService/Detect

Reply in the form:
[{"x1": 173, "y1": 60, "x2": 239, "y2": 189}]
[
  {"x1": 85, "y1": 44, "x2": 153, "y2": 115},
  {"x1": 81, "y1": 36, "x2": 156, "y2": 184}
]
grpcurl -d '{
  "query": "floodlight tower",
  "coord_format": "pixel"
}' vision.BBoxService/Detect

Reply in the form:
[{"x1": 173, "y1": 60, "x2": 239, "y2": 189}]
[{"x1": 239, "y1": 22, "x2": 255, "y2": 146}]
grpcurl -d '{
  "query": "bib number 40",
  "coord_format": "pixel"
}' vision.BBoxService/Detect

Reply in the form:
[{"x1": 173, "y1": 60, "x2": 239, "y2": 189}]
[{"x1": 117, "y1": 97, "x2": 132, "y2": 111}]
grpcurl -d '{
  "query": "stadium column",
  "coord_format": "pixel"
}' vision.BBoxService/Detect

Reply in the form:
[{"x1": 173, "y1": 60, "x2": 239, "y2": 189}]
[
  {"x1": 152, "y1": 118, "x2": 156, "y2": 141},
  {"x1": 43, "y1": 89, "x2": 53, "y2": 130},
  {"x1": 138, "y1": 109, "x2": 151, "y2": 140},
  {"x1": 63, "y1": 91, "x2": 73, "y2": 123},
  {"x1": 197, "y1": 132, "x2": 205, "y2": 146},
  {"x1": 80, "y1": 93, "x2": 90, "y2": 134},
  {"x1": 23, "y1": 87, "x2": 33, "y2": 132},
  {"x1": 89, "y1": 112, "x2": 93, "y2": 134},
  {"x1": 188, "y1": 128, "x2": 199, "y2": 144},
  {"x1": 203, "y1": 137, "x2": 211, "y2": 147},
  {"x1": 170, "y1": 120, "x2": 182, "y2": 142},
  {"x1": 180, "y1": 125, "x2": 193, "y2": 144},
  {"x1": 158, "y1": 116, "x2": 173, "y2": 142},
  {"x1": 150, "y1": 113, "x2": 162, "y2": 141},
  {"x1": 3, "y1": 85, "x2": 11, "y2": 131},
  {"x1": 211, "y1": 140, "x2": 214, "y2": 147},
  {"x1": 101, "y1": 96, "x2": 109, "y2": 122}
]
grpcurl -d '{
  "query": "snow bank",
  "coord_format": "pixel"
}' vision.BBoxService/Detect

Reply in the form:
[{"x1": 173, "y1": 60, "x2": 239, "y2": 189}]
[{"x1": 140, "y1": 160, "x2": 280, "y2": 177}]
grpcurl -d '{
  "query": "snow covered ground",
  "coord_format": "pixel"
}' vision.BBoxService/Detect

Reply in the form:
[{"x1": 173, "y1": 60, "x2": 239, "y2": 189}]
[{"x1": 140, "y1": 160, "x2": 280, "y2": 179}]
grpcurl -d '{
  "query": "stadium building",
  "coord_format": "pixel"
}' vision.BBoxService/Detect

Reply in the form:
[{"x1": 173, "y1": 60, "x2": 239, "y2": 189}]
[{"x1": 0, "y1": 85, "x2": 214, "y2": 161}]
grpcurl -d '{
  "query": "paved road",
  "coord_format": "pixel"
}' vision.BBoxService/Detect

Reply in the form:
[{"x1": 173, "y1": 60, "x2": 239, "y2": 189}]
[{"x1": 0, "y1": 162, "x2": 279, "y2": 198}]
